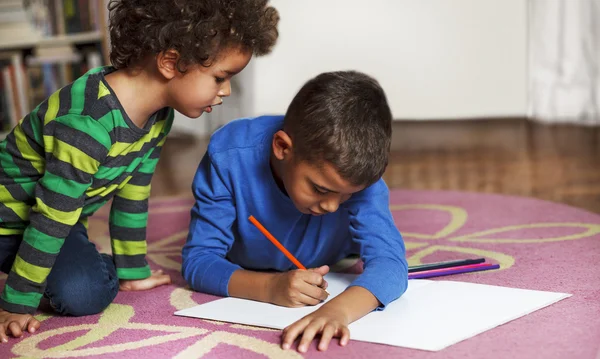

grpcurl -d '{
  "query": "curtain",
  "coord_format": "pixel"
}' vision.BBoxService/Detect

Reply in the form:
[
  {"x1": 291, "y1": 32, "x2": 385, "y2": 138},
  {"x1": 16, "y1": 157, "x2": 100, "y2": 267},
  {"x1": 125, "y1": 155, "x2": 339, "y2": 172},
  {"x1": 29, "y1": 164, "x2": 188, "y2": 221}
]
[{"x1": 528, "y1": 0, "x2": 600, "y2": 124}]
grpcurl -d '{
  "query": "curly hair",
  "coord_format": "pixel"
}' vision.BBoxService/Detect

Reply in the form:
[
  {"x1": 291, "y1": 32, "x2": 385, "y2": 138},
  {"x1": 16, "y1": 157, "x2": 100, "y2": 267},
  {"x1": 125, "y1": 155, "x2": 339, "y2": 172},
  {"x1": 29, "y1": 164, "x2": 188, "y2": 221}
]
[
  {"x1": 108, "y1": 0, "x2": 279, "y2": 69},
  {"x1": 283, "y1": 71, "x2": 393, "y2": 187}
]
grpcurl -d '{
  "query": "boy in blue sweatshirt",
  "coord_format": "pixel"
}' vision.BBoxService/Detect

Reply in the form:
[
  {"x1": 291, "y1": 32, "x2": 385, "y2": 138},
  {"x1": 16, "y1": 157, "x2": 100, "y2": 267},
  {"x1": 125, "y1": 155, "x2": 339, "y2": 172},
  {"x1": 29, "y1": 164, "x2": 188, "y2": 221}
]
[{"x1": 182, "y1": 71, "x2": 408, "y2": 353}]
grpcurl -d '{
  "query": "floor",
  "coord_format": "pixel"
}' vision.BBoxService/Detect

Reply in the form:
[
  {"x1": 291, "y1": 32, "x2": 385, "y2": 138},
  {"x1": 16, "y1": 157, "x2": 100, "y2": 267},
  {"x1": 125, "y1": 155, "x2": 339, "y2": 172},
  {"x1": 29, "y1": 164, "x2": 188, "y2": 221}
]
[{"x1": 152, "y1": 118, "x2": 600, "y2": 213}]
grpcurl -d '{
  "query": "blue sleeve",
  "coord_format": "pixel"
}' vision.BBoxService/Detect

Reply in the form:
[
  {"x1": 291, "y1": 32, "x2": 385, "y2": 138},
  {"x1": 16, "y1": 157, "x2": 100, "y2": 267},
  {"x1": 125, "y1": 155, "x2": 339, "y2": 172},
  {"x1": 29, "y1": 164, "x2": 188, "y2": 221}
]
[
  {"x1": 343, "y1": 179, "x2": 408, "y2": 309},
  {"x1": 182, "y1": 152, "x2": 241, "y2": 297}
]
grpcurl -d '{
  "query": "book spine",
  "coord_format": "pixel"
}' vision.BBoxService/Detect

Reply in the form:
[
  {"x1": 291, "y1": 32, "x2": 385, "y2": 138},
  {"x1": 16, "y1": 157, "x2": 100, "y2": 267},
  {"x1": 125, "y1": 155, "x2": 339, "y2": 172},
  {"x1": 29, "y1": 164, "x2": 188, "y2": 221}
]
[
  {"x1": 3, "y1": 67, "x2": 16, "y2": 127},
  {"x1": 54, "y1": 0, "x2": 66, "y2": 35},
  {"x1": 11, "y1": 54, "x2": 28, "y2": 120}
]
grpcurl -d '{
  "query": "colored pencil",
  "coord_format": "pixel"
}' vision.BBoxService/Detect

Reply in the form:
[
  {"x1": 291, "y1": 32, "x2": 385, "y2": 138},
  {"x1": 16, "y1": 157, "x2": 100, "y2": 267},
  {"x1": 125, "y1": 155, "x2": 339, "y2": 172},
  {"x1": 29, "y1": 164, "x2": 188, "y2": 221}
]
[
  {"x1": 410, "y1": 262, "x2": 491, "y2": 276},
  {"x1": 409, "y1": 263, "x2": 500, "y2": 279},
  {"x1": 248, "y1": 215, "x2": 330, "y2": 295},
  {"x1": 408, "y1": 258, "x2": 486, "y2": 273},
  {"x1": 248, "y1": 215, "x2": 306, "y2": 269}
]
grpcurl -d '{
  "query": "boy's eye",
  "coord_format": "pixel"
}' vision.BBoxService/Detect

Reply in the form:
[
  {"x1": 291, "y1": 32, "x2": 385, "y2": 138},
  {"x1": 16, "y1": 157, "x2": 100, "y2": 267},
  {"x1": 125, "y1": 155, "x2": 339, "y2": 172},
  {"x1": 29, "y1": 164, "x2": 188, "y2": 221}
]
[
  {"x1": 313, "y1": 185, "x2": 328, "y2": 195},
  {"x1": 215, "y1": 77, "x2": 226, "y2": 84}
]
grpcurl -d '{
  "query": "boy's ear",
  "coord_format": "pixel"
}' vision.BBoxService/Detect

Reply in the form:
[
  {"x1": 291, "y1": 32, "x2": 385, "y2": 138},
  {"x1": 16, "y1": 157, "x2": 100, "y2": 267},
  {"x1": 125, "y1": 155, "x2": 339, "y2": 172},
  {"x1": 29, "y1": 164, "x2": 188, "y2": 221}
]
[
  {"x1": 156, "y1": 49, "x2": 180, "y2": 80},
  {"x1": 272, "y1": 130, "x2": 293, "y2": 160}
]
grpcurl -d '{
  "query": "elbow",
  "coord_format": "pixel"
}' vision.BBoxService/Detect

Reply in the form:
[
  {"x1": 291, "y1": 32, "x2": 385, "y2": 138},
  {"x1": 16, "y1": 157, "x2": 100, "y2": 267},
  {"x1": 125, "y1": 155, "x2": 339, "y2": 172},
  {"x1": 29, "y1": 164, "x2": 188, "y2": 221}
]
[
  {"x1": 180, "y1": 256, "x2": 197, "y2": 290},
  {"x1": 181, "y1": 245, "x2": 205, "y2": 292},
  {"x1": 384, "y1": 275, "x2": 407, "y2": 306},
  {"x1": 397, "y1": 257, "x2": 409, "y2": 297},
  {"x1": 397, "y1": 274, "x2": 408, "y2": 297},
  {"x1": 387, "y1": 256, "x2": 409, "y2": 301},
  {"x1": 181, "y1": 256, "x2": 193, "y2": 287}
]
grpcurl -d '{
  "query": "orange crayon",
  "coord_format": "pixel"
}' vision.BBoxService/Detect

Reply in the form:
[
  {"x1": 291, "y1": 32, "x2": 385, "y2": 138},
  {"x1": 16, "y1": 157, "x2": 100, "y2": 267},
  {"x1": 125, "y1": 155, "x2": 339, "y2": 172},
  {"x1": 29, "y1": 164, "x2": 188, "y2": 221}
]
[{"x1": 248, "y1": 215, "x2": 330, "y2": 295}]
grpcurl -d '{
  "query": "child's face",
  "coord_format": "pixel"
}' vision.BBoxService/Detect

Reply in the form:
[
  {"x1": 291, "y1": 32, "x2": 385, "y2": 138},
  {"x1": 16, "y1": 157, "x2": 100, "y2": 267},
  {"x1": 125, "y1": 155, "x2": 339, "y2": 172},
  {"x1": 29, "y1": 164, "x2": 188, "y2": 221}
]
[
  {"x1": 166, "y1": 47, "x2": 252, "y2": 118},
  {"x1": 271, "y1": 131, "x2": 366, "y2": 215},
  {"x1": 284, "y1": 160, "x2": 365, "y2": 215}
]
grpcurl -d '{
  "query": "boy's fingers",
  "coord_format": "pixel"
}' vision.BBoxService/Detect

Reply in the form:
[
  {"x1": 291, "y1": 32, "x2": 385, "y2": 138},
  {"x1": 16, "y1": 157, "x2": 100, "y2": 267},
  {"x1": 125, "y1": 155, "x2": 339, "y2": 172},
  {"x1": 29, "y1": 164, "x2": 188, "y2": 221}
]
[
  {"x1": 320, "y1": 279, "x2": 328, "y2": 290},
  {"x1": 310, "y1": 265, "x2": 329, "y2": 276},
  {"x1": 340, "y1": 327, "x2": 351, "y2": 346},
  {"x1": 308, "y1": 265, "x2": 329, "y2": 277},
  {"x1": 0, "y1": 327, "x2": 8, "y2": 343},
  {"x1": 303, "y1": 271, "x2": 325, "y2": 287},
  {"x1": 298, "y1": 322, "x2": 320, "y2": 353},
  {"x1": 318, "y1": 325, "x2": 336, "y2": 351},
  {"x1": 297, "y1": 292, "x2": 322, "y2": 306},
  {"x1": 8, "y1": 322, "x2": 22, "y2": 338},
  {"x1": 26, "y1": 317, "x2": 41, "y2": 333},
  {"x1": 281, "y1": 319, "x2": 309, "y2": 350},
  {"x1": 299, "y1": 282, "x2": 328, "y2": 302}
]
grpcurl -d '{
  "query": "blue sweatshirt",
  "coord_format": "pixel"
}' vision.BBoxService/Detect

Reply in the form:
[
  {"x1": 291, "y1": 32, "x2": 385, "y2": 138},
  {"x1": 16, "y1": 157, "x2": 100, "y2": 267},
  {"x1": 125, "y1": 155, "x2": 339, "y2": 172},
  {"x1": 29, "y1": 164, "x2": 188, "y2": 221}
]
[{"x1": 182, "y1": 115, "x2": 408, "y2": 308}]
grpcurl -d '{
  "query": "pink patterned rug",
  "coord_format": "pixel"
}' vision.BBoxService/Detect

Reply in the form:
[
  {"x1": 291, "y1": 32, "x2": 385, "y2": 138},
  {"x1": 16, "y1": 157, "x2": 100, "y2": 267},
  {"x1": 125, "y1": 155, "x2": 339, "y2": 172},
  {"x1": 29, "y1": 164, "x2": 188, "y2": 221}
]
[{"x1": 1, "y1": 190, "x2": 600, "y2": 359}]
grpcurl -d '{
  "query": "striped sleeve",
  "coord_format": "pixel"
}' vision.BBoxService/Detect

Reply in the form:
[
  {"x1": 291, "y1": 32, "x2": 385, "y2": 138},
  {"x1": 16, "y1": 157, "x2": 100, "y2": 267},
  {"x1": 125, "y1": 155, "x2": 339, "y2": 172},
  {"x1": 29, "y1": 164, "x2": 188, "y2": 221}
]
[
  {"x1": 0, "y1": 114, "x2": 111, "y2": 314},
  {"x1": 109, "y1": 137, "x2": 165, "y2": 280}
]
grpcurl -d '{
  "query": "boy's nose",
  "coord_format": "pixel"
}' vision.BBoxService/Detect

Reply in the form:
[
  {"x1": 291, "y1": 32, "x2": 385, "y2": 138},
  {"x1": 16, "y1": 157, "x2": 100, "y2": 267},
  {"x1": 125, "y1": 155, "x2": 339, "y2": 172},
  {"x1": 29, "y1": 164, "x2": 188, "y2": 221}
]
[
  {"x1": 320, "y1": 198, "x2": 340, "y2": 213},
  {"x1": 218, "y1": 81, "x2": 232, "y2": 97}
]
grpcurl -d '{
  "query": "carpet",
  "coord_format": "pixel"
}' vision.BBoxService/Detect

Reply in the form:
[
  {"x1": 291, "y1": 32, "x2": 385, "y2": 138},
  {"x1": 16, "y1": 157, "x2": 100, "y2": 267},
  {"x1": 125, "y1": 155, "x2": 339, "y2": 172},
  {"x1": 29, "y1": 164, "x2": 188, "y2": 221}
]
[{"x1": 1, "y1": 190, "x2": 599, "y2": 359}]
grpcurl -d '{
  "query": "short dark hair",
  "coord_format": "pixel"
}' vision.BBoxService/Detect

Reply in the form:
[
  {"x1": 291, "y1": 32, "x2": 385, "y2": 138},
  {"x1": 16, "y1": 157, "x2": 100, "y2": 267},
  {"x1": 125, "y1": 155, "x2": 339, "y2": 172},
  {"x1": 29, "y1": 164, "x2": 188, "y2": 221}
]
[
  {"x1": 283, "y1": 71, "x2": 392, "y2": 186},
  {"x1": 108, "y1": 0, "x2": 279, "y2": 69}
]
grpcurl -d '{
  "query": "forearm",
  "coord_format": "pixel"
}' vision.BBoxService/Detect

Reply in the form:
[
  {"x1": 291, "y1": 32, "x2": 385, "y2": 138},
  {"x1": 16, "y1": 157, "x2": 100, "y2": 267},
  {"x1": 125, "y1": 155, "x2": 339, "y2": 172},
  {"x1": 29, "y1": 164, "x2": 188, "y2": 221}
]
[
  {"x1": 320, "y1": 286, "x2": 379, "y2": 324},
  {"x1": 110, "y1": 186, "x2": 151, "y2": 279},
  {"x1": 228, "y1": 269, "x2": 276, "y2": 303}
]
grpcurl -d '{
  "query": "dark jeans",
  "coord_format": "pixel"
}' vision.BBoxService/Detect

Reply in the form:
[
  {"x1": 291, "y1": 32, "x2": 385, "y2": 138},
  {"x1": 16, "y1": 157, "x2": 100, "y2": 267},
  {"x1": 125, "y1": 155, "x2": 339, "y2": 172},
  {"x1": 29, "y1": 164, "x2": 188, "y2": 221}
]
[{"x1": 0, "y1": 223, "x2": 119, "y2": 316}]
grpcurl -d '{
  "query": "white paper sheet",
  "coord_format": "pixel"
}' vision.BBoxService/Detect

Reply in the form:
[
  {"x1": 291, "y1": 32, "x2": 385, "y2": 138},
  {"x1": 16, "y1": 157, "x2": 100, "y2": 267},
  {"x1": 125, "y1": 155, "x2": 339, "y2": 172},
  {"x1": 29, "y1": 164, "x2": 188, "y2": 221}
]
[{"x1": 174, "y1": 273, "x2": 571, "y2": 351}]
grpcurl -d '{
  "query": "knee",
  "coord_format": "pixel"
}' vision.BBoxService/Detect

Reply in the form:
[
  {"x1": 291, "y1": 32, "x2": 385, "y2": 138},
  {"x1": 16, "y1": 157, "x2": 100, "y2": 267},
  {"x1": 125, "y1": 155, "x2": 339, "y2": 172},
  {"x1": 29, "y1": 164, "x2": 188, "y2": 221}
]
[{"x1": 47, "y1": 271, "x2": 120, "y2": 317}]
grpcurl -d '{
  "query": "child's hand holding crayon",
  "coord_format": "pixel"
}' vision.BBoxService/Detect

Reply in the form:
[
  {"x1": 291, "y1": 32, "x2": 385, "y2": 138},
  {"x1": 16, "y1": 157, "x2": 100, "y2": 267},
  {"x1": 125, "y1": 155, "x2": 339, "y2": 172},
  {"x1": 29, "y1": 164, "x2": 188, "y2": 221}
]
[{"x1": 267, "y1": 265, "x2": 330, "y2": 307}]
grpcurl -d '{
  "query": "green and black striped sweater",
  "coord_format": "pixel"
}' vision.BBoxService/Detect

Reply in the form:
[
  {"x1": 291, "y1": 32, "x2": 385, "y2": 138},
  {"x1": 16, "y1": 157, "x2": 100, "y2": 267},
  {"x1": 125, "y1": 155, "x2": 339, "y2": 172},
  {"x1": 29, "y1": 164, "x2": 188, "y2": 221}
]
[{"x1": 0, "y1": 66, "x2": 173, "y2": 314}]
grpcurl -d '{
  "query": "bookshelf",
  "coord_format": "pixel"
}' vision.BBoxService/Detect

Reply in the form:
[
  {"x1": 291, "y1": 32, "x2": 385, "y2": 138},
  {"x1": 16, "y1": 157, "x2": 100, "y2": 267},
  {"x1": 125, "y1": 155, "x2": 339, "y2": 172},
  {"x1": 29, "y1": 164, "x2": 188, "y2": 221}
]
[
  {"x1": 0, "y1": 0, "x2": 109, "y2": 138},
  {"x1": 38, "y1": 31, "x2": 103, "y2": 47}
]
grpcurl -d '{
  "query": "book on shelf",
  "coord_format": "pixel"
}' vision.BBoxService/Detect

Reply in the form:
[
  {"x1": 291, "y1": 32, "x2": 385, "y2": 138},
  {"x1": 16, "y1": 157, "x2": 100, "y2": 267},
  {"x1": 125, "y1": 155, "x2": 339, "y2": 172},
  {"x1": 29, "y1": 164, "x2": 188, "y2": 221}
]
[
  {"x1": 0, "y1": 1, "x2": 107, "y2": 51},
  {"x1": 0, "y1": 46, "x2": 103, "y2": 132},
  {"x1": 0, "y1": 52, "x2": 27, "y2": 131},
  {"x1": 0, "y1": 0, "x2": 41, "y2": 49},
  {"x1": 0, "y1": 1, "x2": 108, "y2": 134},
  {"x1": 28, "y1": 0, "x2": 104, "y2": 37}
]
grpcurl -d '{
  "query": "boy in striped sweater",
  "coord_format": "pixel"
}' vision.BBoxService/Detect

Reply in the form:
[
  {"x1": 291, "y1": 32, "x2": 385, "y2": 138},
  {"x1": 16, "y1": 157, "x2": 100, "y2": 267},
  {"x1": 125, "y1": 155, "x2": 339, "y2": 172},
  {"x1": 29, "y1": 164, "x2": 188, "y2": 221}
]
[{"x1": 0, "y1": 0, "x2": 278, "y2": 342}]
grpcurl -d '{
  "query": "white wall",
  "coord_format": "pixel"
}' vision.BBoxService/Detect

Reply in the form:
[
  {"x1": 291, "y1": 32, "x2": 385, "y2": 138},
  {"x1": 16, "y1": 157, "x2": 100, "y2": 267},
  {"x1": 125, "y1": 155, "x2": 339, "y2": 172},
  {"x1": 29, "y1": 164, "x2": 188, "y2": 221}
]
[{"x1": 246, "y1": 0, "x2": 528, "y2": 120}]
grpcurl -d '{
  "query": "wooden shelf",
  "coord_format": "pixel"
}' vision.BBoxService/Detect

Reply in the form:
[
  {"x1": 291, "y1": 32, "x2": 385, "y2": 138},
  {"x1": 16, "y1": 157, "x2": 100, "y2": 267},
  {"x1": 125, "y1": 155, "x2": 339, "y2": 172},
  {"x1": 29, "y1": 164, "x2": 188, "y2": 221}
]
[
  {"x1": 0, "y1": 31, "x2": 102, "y2": 51},
  {"x1": 38, "y1": 32, "x2": 103, "y2": 47}
]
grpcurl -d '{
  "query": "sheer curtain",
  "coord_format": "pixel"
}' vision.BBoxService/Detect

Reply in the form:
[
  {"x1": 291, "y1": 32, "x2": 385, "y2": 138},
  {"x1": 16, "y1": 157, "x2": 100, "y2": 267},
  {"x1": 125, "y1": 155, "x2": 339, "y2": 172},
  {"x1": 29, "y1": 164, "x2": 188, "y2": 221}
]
[{"x1": 528, "y1": 0, "x2": 600, "y2": 124}]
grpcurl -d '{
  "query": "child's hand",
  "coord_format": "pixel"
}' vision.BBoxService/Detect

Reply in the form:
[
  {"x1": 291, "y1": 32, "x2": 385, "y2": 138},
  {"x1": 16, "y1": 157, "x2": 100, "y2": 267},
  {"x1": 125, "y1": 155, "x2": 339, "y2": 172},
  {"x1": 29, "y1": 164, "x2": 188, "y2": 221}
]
[
  {"x1": 268, "y1": 265, "x2": 330, "y2": 307},
  {"x1": 0, "y1": 309, "x2": 41, "y2": 342},
  {"x1": 281, "y1": 305, "x2": 350, "y2": 353},
  {"x1": 119, "y1": 269, "x2": 171, "y2": 291}
]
